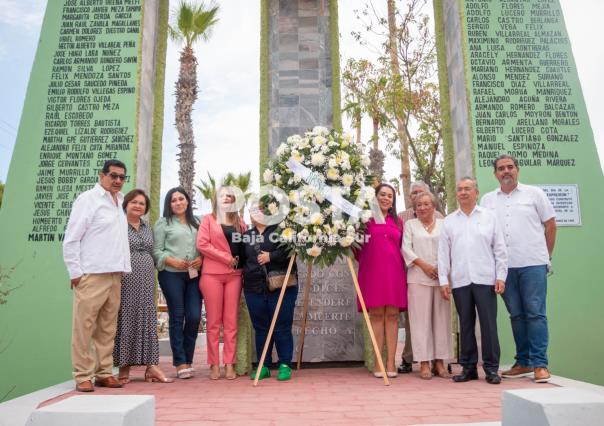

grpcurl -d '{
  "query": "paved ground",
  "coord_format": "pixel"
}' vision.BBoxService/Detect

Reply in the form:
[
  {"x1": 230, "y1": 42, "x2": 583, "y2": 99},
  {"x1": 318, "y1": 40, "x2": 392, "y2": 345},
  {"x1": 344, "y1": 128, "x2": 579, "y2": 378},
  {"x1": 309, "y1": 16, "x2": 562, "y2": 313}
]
[{"x1": 40, "y1": 346, "x2": 555, "y2": 426}]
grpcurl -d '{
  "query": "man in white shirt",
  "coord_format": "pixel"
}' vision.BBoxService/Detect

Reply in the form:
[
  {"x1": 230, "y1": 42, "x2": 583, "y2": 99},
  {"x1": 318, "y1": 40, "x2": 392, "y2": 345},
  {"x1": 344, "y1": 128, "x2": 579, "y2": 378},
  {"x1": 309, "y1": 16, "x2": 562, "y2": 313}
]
[
  {"x1": 397, "y1": 181, "x2": 444, "y2": 374},
  {"x1": 481, "y1": 155, "x2": 556, "y2": 383},
  {"x1": 63, "y1": 159, "x2": 131, "y2": 392},
  {"x1": 438, "y1": 177, "x2": 507, "y2": 384}
]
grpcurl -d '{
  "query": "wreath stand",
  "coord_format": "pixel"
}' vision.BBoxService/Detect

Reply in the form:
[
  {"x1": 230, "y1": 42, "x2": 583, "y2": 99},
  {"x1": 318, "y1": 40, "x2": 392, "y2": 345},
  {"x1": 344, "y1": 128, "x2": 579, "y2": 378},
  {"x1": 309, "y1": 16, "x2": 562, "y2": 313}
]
[{"x1": 253, "y1": 254, "x2": 390, "y2": 386}]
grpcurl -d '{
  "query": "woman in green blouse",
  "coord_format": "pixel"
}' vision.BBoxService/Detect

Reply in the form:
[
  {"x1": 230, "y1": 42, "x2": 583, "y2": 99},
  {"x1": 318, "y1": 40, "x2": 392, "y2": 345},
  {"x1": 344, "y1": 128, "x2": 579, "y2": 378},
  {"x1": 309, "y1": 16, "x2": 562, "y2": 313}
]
[{"x1": 153, "y1": 187, "x2": 202, "y2": 379}]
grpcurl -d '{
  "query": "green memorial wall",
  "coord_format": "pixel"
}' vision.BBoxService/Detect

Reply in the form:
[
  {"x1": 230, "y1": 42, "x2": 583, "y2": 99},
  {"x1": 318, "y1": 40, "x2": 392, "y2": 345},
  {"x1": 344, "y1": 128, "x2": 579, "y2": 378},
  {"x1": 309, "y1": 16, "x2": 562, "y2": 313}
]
[
  {"x1": 436, "y1": 0, "x2": 604, "y2": 385},
  {"x1": 0, "y1": 0, "x2": 167, "y2": 401}
]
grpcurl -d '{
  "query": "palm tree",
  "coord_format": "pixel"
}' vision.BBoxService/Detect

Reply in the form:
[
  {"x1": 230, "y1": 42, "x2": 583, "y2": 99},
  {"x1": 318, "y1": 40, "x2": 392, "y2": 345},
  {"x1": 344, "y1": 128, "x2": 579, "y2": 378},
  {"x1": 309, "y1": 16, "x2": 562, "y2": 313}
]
[
  {"x1": 194, "y1": 172, "x2": 217, "y2": 210},
  {"x1": 223, "y1": 171, "x2": 252, "y2": 216},
  {"x1": 169, "y1": 1, "x2": 220, "y2": 197}
]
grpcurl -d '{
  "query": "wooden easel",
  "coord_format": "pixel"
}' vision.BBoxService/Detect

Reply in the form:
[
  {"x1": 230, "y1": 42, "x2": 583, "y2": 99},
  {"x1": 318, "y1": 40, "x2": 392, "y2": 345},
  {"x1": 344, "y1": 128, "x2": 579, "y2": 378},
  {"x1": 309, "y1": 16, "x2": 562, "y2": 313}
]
[{"x1": 253, "y1": 255, "x2": 390, "y2": 386}]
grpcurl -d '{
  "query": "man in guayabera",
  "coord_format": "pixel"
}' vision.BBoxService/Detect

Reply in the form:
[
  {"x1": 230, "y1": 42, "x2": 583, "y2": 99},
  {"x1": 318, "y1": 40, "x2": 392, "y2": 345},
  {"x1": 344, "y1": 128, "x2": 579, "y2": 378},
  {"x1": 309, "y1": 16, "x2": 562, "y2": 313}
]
[
  {"x1": 63, "y1": 159, "x2": 131, "y2": 392},
  {"x1": 481, "y1": 154, "x2": 557, "y2": 383},
  {"x1": 397, "y1": 181, "x2": 444, "y2": 374}
]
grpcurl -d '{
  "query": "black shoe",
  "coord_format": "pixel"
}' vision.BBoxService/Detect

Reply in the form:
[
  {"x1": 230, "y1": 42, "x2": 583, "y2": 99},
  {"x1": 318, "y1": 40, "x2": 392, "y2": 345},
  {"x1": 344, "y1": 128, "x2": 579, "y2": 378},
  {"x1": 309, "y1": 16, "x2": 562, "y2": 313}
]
[
  {"x1": 397, "y1": 361, "x2": 412, "y2": 374},
  {"x1": 452, "y1": 369, "x2": 478, "y2": 382},
  {"x1": 485, "y1": 372, "x2": 501, "y2": 384}
]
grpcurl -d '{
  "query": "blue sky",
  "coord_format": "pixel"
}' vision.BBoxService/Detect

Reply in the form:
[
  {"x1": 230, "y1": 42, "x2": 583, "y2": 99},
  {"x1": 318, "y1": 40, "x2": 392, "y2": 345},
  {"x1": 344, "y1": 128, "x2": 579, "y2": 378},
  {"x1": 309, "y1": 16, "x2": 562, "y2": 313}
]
[{"x1": 1, "y1": 0, "x2": 602, "y2": 211}]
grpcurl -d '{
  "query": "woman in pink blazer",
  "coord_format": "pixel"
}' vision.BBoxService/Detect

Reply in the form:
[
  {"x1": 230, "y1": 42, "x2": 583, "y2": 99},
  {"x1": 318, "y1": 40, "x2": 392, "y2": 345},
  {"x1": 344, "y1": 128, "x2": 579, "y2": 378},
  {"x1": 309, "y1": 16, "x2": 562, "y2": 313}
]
[{"x1": 197, "y1": 187, "x2": 246, "y2": 380}]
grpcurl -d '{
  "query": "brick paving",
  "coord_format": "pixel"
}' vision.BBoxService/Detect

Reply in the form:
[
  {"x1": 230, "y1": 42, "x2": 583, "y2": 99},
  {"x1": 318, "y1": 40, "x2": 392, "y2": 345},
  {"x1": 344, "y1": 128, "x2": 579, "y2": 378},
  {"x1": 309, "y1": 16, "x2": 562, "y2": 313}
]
[{"x1": 40, "y1": 346, "x2": 555, "y2": 425}]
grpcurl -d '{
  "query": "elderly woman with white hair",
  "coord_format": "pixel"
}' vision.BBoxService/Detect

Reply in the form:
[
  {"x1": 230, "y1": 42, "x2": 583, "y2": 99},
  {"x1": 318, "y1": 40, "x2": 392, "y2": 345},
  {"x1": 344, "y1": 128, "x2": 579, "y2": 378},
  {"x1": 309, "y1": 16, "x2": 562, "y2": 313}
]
[{"x1": 402, "y1": 191, "x2": 452, "y2": 379}]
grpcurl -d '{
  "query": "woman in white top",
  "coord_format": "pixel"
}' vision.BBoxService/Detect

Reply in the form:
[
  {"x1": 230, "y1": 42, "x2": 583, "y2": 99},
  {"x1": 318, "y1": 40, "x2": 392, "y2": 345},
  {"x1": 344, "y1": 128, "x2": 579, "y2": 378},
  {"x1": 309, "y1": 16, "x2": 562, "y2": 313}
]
[{"x1": 402, "y1": 192, "x2": 452, "y2": 379}]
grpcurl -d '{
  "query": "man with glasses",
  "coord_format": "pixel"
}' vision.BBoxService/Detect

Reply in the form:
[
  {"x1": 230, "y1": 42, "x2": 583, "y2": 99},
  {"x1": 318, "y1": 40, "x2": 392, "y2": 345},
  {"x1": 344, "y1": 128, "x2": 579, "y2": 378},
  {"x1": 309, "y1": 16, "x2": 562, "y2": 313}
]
[
  {"x1": 63, "y1": 159, "x2": 131, "y2": 392},
  {"x1": 397, "y1": 181, "x2": 444, "y2": 374}
]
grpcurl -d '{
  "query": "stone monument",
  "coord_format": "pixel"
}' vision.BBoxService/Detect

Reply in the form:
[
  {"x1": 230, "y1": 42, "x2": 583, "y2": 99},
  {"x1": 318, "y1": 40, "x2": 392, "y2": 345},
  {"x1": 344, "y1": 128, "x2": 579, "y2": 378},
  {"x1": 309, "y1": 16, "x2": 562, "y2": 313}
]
[{"x1": 260, "y1": 0, "x2": 365, "y2": 362}]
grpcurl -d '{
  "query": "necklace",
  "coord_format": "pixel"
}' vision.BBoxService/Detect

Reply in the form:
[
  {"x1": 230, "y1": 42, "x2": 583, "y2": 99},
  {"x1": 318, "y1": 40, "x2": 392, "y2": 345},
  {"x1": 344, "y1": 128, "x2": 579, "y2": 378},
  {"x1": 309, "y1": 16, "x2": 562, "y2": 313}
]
[{"x1": 421, "y1": 218, "x2": 436, "y2": 233}]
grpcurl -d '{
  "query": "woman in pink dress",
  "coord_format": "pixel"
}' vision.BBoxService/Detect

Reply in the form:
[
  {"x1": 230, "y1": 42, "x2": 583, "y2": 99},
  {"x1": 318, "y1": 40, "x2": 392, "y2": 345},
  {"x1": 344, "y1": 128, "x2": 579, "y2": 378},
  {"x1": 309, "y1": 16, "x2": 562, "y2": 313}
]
[{"x1": 357, "y1": 183, "x2": 407, "y2": 378}]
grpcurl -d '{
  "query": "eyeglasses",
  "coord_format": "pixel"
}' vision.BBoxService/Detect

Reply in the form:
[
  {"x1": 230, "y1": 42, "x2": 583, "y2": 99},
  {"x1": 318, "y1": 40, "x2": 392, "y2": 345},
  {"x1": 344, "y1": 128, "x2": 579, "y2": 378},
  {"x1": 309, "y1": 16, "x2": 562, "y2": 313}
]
[{"x1": 106, "y1": 172, "x2": 128, "y2": 181}]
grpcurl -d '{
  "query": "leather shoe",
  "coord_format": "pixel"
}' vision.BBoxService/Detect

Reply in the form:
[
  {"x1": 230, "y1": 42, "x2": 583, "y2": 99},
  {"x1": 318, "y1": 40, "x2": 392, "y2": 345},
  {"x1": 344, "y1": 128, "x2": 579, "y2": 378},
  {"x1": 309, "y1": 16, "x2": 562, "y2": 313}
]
[
  {"x1": 75, "y1": 380, "x2": 94, "y2": 392},
  {"x1": 95, "y1": 375, "x2": 123, "y2": 388},
  {"x1": 452, "y1": 369, "x2": 478, "y2": 382},
  {"x1": 397, "y1": 361, "x2": 412, "y2": 374},
  {"x1": 485, "y1": 372, "x2": 501, "y2": 384}
]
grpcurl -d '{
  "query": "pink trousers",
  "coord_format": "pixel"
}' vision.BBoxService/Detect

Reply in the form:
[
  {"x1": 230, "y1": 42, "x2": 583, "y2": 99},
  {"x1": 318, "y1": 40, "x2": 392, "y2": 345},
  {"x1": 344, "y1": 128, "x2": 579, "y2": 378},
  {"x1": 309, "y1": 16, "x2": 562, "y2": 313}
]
[{"x1": 199, "y1": 273, "x2": 242, "y2": 365}]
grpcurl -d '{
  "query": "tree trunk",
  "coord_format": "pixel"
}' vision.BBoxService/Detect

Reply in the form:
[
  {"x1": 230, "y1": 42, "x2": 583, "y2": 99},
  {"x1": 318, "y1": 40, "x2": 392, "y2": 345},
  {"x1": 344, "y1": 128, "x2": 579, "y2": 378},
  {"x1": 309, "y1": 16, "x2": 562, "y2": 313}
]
[
  {"x1": 175, "y1": 46, "x2": 198, "y2": 198},
  {"x1": 387, "y1": 0, "x2": 412, "y2": 207},
  {"x1": 369, "y1": 116, "x2": 384, "y2": 182},
  {"x1": 355, "y1": 112, "x2": 362, "y2": 144}
]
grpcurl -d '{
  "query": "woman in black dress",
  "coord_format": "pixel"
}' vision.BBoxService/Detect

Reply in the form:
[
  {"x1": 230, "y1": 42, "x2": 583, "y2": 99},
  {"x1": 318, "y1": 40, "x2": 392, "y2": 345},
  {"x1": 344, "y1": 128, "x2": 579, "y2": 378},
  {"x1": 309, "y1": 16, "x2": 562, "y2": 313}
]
[{"x1": 113, "y1": 189, "x2": 172, "y2": 383}]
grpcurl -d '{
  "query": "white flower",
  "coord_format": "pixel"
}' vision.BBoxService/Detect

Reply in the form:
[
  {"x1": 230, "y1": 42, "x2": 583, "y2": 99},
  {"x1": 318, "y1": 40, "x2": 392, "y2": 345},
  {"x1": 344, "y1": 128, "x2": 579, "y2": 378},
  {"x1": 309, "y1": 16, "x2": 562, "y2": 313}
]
[
  {"x1": 340, "y1": 160, "x2": 351, "y2": 170},
  {"x1": 263, "y1": 169, "x2": 273, "y2": 183},
  {"x1": 342, "y1": 174, "x2": 354, "y2": 187},
  {"x1": 274, "y1": 173, "x2": 282, "y2": 185},
  {"x1": 291, "y1": 150, "x2": 303, "y2": 162},
  {"x1": 287, "y1": 135, "x2": 301, "y2": 144},
  {"x1": 361, "y1": 155, "x2": 371, "y2": 167},
  {"x1": 342, "y1": 133, "x2": 352, "y2": 146},
  {"x1": 310, "y1": 212, "x2": 324, "y2": 225},
  {"x1": 361, "y1": 210, "x2": 373, "y2": 223},
  {"x1": 328, "y1": 157, "x2": 338, "y2": 168},
  {"x1": 288, "y1": 190, "x2": 299, "y2": 203},
  {"x1": 340, "y1": 235, "x2": 355, "y2": 247},
  {"x1": 298, "y1": 138, "x2": 310, "y2": 149},
  {"x1": 333, "y1": 220, "x2": 344, "y2": 230},
  {"x1": 282, "y1": 227, "x2": 295, "y2": 241},
  {"x1": 312, "y1": 126, "x2": 329, "y2": 136},
  {"x1": 311, "y1": 153, "x2": 325, "y2": 166},
  {"x1": 326, "y1": 168, "x2": 339, "y2": 181},
  {"x1": 313, "y1": 135, "x2": 327, "y2": 147},
  {"x1": 276, "y1": 143, "x2": 289, "y2": 157},
  {"x1": 279, "y1": 221, "x2": 286, "y2": 229},
  {"x1": 346, "y1": 225, "x2": 356, "y2": 235},
  {"x1": 268, "y1": 202, "x2": 279, "y2": 215},
  {"x1": 293, "y1": 174, "x2": 302, "y2": 183},
  {"x1": 307, "y1": 245, "x2": 322, "y2": 257}
]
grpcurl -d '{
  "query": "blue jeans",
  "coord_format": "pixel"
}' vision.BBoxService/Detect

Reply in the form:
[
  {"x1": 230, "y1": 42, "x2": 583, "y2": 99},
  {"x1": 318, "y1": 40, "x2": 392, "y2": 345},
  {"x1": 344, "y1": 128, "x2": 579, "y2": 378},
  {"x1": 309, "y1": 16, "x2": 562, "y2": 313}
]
[
  {"x1": 244, "y1": 287, "x2": 297, "y2": 368},
  {"x1": 503, "y1": 265, "x2": 549, "y2": 368},
  {"x1": 158, "y1": 271, "x2": 203, "y2": 366}
]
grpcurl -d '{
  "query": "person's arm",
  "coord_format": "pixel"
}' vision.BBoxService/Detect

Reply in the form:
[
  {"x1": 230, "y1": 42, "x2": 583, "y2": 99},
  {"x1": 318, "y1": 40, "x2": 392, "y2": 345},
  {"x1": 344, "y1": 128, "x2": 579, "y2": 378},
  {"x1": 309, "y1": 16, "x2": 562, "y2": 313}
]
[
  {"x1": 437, "y1": 221, "x2": 452, "y2": 300},
  {"x1": 63, "y1": 196, "x2": 90, "y2": 284},
  {"x1": 544, "y1": 217, "x2": 557, "y2": 258},
  {"x1": 492, "y1": 215, "x2": 508, "y2": 284},
  {"x1": 196, "y1": 215, "x2": 234, "y2": 265}
]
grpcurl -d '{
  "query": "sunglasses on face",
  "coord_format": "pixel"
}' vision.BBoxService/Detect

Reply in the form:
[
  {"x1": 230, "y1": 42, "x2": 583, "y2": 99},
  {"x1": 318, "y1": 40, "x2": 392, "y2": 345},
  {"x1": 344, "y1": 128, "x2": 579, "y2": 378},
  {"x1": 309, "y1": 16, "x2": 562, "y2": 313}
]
[{"x1": 106, "y1": 173, "x2": 128, "y2": 181}]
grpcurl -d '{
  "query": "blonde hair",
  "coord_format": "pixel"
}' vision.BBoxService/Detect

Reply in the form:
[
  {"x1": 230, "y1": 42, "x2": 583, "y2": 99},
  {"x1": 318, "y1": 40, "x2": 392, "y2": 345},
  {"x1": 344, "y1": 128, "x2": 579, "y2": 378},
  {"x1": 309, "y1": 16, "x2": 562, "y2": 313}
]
[
  {"x1": 212, "y1": 186, "x2": 242, "y2": 233},
  {"x1": 412, "y1": 191, "x2": 438, "y2": 210}
]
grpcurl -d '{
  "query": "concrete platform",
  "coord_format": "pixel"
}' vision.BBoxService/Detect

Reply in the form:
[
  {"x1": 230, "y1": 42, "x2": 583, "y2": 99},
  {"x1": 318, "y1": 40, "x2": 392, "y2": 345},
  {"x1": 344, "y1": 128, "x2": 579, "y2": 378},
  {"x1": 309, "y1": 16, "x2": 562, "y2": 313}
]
[
  {"x1": 27, "y1": 395, "x2": 154, "y2": 426},
  {"x1": 502, "y1": 387, "x2": 604, "y2": 426}
]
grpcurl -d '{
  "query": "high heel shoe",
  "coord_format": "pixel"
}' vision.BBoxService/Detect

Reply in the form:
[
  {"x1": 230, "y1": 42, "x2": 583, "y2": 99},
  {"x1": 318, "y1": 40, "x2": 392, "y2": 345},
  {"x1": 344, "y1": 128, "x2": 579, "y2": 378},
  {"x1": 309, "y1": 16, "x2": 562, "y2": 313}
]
[
  {"x1": 209, "y1": 365, "x2": 221, "y2": 380},
  {"x1": 118, "y1": 366, "x2": 130, "y2": 384},
  {"x1": 145, "y1": 366, "x2": 174, "y2": 383},
  {"x1": 224, "y1": 364, "x2": 237, "y2": 380}
]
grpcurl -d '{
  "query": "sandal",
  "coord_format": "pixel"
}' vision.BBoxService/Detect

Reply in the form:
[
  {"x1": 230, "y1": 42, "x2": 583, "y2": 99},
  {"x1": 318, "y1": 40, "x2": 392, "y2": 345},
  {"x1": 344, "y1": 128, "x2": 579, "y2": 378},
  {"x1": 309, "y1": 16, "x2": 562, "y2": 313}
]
[
  {"x1": 118, "y1": 366, "x2": 130, "y2": 384},
  {"x1": 145, "y1": 366, "x2": 174, "y2": 383},
  {"x1": 209, "y1": 365, "x2": 221, "y2": 380},
  {"x1": 224, "y1": 364, "x2": 237, "y2": 380},
  {"x1": 420, "y1": 362, "x2": 433, "y2": 380},
  {"x1": 432, "y1": 361, "x2": 452, "y2": 378}
]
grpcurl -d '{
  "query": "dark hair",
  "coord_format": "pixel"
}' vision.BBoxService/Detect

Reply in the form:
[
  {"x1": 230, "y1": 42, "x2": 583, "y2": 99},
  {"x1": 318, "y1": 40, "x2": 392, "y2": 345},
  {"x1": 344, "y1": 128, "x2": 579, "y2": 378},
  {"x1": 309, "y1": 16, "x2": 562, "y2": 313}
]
[
  {"x1": 122, "y1": 189, "x2": 150, "y2": 214},
  {"x1": 101, "y1": 159, "x2": 127, "y2": 174},
  {"x1": 375, "y1": 183, "x2": 399, "y2": 226},
  {"x1": 493, "y1": 154, "x2": 518, "y2": 171},
  {"x1": 163, "y1": 187, "x2": 199, "y2": 229}
]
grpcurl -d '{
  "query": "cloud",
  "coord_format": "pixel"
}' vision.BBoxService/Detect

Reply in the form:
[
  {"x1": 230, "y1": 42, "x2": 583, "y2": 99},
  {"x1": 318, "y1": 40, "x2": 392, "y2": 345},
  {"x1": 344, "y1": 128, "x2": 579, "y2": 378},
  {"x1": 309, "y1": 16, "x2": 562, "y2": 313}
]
[{"x1": 0, "y1": 0, "x2": 46, "y2": 30}]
